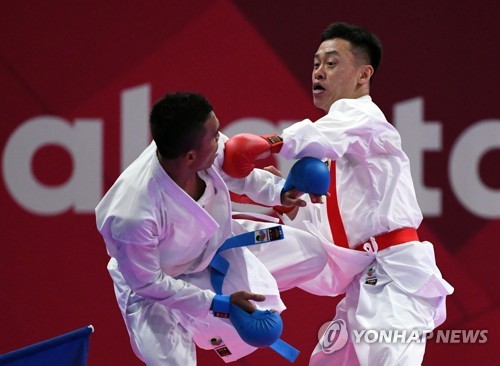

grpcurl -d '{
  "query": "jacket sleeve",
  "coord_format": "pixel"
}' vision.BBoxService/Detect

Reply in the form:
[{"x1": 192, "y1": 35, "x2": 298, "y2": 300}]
[
  {"x1": 279, "y1": 100, "x2": 381, "y2": 160},
  {"x1": 101, "y1": 215, "x2": 215, "y2": 320}
]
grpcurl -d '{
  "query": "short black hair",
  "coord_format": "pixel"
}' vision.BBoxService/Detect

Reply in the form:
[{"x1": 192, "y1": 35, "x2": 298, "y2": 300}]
[
  {"x1": 150, "y1": 92, "x2": 213, "y2": 159},
  {"x1": 321, "y1": 22, "x2": 382, "y2": 75}
]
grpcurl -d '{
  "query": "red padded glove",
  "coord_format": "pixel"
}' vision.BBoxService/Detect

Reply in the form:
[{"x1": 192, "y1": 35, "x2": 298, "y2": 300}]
[{"x1": 222, "y1": 133, "x2": 283, "y2": 178}]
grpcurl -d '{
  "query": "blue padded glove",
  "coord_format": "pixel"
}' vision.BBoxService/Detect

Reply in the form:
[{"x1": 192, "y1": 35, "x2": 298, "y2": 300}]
[
  {"x1": 282, "y1": 157, "x2": 330, "y2": 196},
  {"x1": 229, "y1": 304, "x2": 283, "y2": 347}
]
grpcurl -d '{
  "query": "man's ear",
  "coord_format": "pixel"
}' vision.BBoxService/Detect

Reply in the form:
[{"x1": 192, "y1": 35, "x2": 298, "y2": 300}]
[
  {"x1": 359, "y1": 65, "x2": 374, "y2": 85},
  {"x1": 184, "y1": 150, "x2": 197, "y2": 166}
]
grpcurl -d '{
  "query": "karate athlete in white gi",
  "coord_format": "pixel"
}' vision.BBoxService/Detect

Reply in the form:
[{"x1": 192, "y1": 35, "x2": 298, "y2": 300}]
[
  {"x1": 96, "y1": 92, "x2": 327, "y2": 366},
  {"x1": 222, "y1": 22, "x2": 454, "y2": 365}
]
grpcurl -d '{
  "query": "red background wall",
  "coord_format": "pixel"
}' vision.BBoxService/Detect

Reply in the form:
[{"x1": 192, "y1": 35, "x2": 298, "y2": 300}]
[{"x1": 2, "y1": 1, "x2": 499, "y2": 365}]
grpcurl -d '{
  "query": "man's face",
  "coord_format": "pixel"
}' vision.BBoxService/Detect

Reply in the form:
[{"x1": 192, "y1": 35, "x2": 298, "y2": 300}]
[
  {"x1": 192, "y1": 111, "x2": 220, "y2": 170},
  {"x1": 312, "y1": 38, "x2": 366, "y2": 112}
]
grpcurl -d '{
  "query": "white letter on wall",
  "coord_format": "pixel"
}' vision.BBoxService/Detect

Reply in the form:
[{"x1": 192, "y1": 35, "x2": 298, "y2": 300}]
[
  {"x1": 449, "y1": 120, "x2": 500, "y2": 218},
  {"x1": 393, "y1": 97, "x2": 442, "y2": 216},
  {"x1": 2, "y1": 115, "x2": 102, "y2": 215},
  {"x1": 121, "y1": 84, "x2": 150, "y2": 171}
]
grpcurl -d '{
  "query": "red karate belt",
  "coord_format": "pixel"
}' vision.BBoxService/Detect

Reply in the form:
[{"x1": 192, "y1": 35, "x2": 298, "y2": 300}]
[
  {"x1": 326, "y1": 160, "x2": 419, "y2": 250},
  {"x1": 326, "y1": 160, "x2": 349, "y2": 247},
  {"x1": 357, "y1": 227, "x2": 419, "y2": 251}
]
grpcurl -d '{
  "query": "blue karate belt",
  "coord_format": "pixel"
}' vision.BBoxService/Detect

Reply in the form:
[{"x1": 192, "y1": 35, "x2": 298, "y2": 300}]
[{"x1": 209, "y1": 226, "x2": 300, "y2": 363}]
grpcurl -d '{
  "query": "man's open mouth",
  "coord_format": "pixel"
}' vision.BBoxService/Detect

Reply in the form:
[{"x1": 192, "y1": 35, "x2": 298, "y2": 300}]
[{"x1": 313, "y1": 83, "x2": 325, "y2": 93}]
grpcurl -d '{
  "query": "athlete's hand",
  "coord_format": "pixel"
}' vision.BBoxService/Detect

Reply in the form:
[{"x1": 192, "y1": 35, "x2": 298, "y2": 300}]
[
  {"x1": 230, "y1": 291, "x2": 266, "y2": 313},
  {"x1": 281, "y1": 157, "x2": 330, "y2": 205}
]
